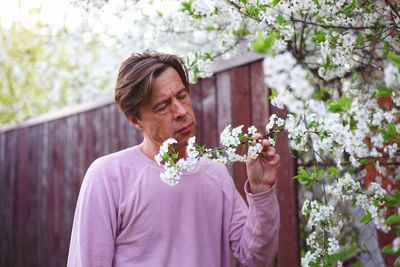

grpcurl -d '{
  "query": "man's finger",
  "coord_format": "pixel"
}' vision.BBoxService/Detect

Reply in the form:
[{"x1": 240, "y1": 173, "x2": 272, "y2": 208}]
[
  {"x1": 267, "y1": 146, "x2": 276, "y2": 155},
  {"x1": 268, "y1": 154, "x2": 280, "y2": 165},
  {"x1": 261, "y1": 139, "x2": 271, "y2": 150}
]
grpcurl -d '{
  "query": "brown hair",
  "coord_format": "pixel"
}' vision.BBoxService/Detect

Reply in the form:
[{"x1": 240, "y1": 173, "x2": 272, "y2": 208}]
[{"x1": 114, "y1": 50, "x2": 189, "y2": 119}]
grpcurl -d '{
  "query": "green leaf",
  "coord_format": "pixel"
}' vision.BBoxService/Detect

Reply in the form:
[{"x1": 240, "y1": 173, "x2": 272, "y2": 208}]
[
  {"x1": 249, "y1": 31, "x2": 275, "y2": 53},
  {"x1": 327, "y1": 95, "x2": 351, "y2": 113},
  {"x1": 361, "y1": 213, "x2": 373, "y2": 224},
  {"x1": 246, "y1": 5, "x2": 259, "y2": 17},
  {"x1": 249, "y1": 31, "x2": 266, "y2": 53},
  {"x1": 328, "y1": 32, "x2": 340, "y2": 45},
  {"x1": 388, "y1": 51, "x2": 400, "y2": 68},
  {"x1": 313, "y1": 86, "x2": 330, "y2": 100},
  {"x1": 276, "y1": 14, "x2": 285, "y2": 26},
  {"x1": 348, "y1": 262, "x2": 362, "y2": 267},
  {"x1": 320, "y1": 55, "x2": 332, "y2": 68},
  {"x1": 264, "y1": 31, "x2": 276, "y2": 51},
  {"x1": 161, "y1": 153, "x2": 169, "y2": 161},
  {"x1": 327, "y1": 101, "x2": 343, "y2": 113},
  {"x1": 339, "y1": 94, "x2": 352, "y2": 110},
  {"x1": 381, "y1": 123, "x2": 398, "y2": 142},
  {"x1": 349, "y1": 117, "x2": 357, "y2": 130},
  {"x1": 385, "y1": 215, "x2": 400, "y2": 225},
  {"x1": 294, "y1": 167, "x2": 312, "y2": 184},
  {"x1": 328, "y1": 167, "x2": 338, "y2": 179},
  {"x1": 382, "y1": 244, "x2": 395, "y2": 254},
  {"x1": 330, "y1": 245, "x2": 359, "y2": 262},
  {"x1": 383, "y1": 194, "x2": 400, "y2": 205},
  {"x1": 383, "y1": 41, "x2": 391, "y2": 58},
  {"x1": 316, "y1": 15, "x2": 324, "y2": 24},
  {"x1": 342, "y1": 0, "x2": 356, "y2": 16},
  {"x1": 269, "y1": 88, "x2": 278, "y2": 100},
  {"x1": 316, "y1": 169, "x2": 325, "y2": 179},
  {"x1": 355, "y1": 35, "x2": 363, "y2": 46},
  {"x1": 312, "y1": 30, "x2": 326, "y2": 43},
  {"x1": 206, "y1": 25, "x2": 216, "y2": 31},
  {"x1": 359, "y1": 159, "x2": 367, "y2": 166},
  {"x1": 307, "y1": 121, "x2": 319, "y2": 129},
  {"x1": 271, "y1": 0, "x2": 281, "y2": 7},
  {"x1": 375, "y1": 83, "x2": 393, "y2": 97},
  {"x1": 181, "y1": 0, "x2": 192, "y2": 12},
  {"x1": 395, "y1": 256, "x2": 400, "y2": 267}
]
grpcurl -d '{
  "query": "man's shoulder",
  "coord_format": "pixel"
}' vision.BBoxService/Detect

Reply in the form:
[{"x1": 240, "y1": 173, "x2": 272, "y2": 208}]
[{"x1": 88, "y1": 146, "x2": 147, "y2": 173}]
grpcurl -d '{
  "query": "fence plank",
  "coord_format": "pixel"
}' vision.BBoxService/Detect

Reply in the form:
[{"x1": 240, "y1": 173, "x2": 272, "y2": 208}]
[
  {"x1": 52, "y1": 118, "x2": 67, "y2": 266},
  {"x1": 38, "y1": 123, "x2": 49, "y2": 266},
  {"x1": 231, "y1": 64, "x2": 252, "y2": 199},
  {"x1": 215, "y1": 70, "x2": 234, "y2": 176},
  {"x1": 78, "y1": 110, "x2": 92, "y2": 184},
  {"x1": 190, "y1": 82, "x2": 203, "y2": 144},
  {"x1": 272, "y1": 107, "x2": 300, "y2": 267},
  {"x1": 0, "y1": 129, "x2": 6, "y2": 267},
  {"x1": 115, "y1": 107, "x2": 127, "y2": 150},
  {"x1": 1, "y1": 130, "x2": 18, "y2": 267},
  {"x1": 250, "y1": 60, "x2": 270, "y2": 132},
  {"x1": 65, "y1": 115, "x2": 81, "y2": 264},
  {"x1": 200, "y1": 76, "x2": 218, "y2": 147},
  {"x1": 16, "y1": 127, "x2": 34, "y2": 266}
]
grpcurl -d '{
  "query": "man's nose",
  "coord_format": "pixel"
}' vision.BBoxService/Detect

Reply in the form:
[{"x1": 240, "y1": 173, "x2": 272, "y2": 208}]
[{"x1": 172, "y1": 99, "x2": 188, "y2": 118}]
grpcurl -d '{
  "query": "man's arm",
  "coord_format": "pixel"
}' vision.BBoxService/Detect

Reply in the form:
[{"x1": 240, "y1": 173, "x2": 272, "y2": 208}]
[
  {"x1": 67, "y1": 159, "x2": 118, "y2": 267},
  {"x1": 228, "y1": 179, "x2": 279, "y2": 267},
  {"x1": 229, "y1": 134, "x2": 281, "y2": 266}
]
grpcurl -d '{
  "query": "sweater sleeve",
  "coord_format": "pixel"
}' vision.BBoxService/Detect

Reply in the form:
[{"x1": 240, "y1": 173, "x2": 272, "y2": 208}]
[
  {"x1": 67, "y1": 159, "x2": 119, "y2": 267},
  {"x1": 229, "y1": 178, "x2": 280, "y2": 267}
]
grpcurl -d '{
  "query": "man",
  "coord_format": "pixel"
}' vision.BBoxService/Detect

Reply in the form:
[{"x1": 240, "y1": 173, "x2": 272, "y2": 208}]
[{"x1": 67, "y1": 51, "x2": 280, "y2": 267}]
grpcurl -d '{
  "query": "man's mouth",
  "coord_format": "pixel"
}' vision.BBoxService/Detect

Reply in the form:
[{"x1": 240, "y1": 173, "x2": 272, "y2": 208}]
[{"x1": 176, "y1": 123, "x2": 193, "y2": 134}]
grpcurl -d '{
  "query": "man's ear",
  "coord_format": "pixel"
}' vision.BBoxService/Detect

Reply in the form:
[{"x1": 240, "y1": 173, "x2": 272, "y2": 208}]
[{"x1": 128, "y1": 116, "x2": 143, "y2": 131}]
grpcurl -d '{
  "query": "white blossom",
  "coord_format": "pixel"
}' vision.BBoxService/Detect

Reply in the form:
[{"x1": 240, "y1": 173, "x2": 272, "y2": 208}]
[
  {"x1": 327, "y1": 237, "x2": 340, "y2": 255},
  {"x1": 393, "y1": 237, "x2": 400, "y2": 252},
  {"x1": 384, "y1": 143, "x2": 398, "y2": 157},
  {"x1": 247, "y1": 125, "x2": 257, "y2": 136},
  {"x1": 248, "y1": 142, "x2": 263, "y2": 159},
  {"x1": 384, "y1": 63, "x2": 400, "y2": 88},
  {"x1": 155, "y1": 138, "x2": 177, "y2": 165},
  {"x1": 220, "y1": 124, "x2": 242, "y2": 147}
]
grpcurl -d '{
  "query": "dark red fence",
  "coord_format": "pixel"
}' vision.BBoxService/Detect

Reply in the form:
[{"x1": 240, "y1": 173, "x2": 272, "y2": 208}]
[{"x1": 0, "y1": 55, "x2": 299, "y2": 267}]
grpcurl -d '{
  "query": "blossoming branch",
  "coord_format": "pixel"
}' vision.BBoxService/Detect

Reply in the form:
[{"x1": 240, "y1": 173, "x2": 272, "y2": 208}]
[{"x1": 155, "y1": 113, "x2": 286, "y2": 186}]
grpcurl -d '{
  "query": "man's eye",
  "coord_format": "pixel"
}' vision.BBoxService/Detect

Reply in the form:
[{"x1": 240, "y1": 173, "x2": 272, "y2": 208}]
[
  {"x1": 177, "y1": 92, "x2": 187, "y2": 100},
  {"x1": 157, "y1": 106, "x2": 167, "y2": 112}
]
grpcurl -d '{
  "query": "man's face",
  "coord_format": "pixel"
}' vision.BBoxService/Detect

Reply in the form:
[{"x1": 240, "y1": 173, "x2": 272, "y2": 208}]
[{"x1": 134, "y1": 67, "x2": 196, "y2": 150}]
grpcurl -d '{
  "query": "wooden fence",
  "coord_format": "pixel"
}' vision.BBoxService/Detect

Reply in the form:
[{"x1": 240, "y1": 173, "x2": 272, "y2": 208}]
[{"x1": 0, "y1": 54, "x2": 299, "y2": 267}]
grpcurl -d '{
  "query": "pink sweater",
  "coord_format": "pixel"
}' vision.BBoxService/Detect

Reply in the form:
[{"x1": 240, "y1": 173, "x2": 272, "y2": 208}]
[{"x1": 67, "y1": 146, "x2": 279, "y2": 267}]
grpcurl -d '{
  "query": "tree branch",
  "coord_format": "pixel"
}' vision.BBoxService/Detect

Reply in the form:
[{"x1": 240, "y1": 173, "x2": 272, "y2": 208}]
[{"x1": 385, "y1": 0, "x2": 400, "y2": 20}]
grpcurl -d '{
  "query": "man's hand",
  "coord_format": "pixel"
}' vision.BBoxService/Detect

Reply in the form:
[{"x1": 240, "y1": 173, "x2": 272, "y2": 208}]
[{"x1": 246, "y1": 133, "x2": 281, "y2": 194}]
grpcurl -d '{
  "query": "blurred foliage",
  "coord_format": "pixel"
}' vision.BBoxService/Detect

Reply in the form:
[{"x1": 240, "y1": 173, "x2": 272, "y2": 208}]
[{"x1": 0, "y1": 11, "x2": 115, "y2": 125}]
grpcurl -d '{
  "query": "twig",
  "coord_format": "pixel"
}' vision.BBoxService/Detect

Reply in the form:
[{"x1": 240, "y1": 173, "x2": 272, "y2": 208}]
[
  {"x1": 226, "y1": 0, "x2": 384, "y2": 30},
  {"x1": 299, "y1": 14, "x2": 308, "y2": 60},
  {"x1": 385, "y1": 0, "x2": 400, "y2": 20},
  {"x1": 196, "y1": 110, "x2": 289, "y2": 156},
  {"x1": 303, "y1": 114, "x2": 329, "y2": 203}
]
